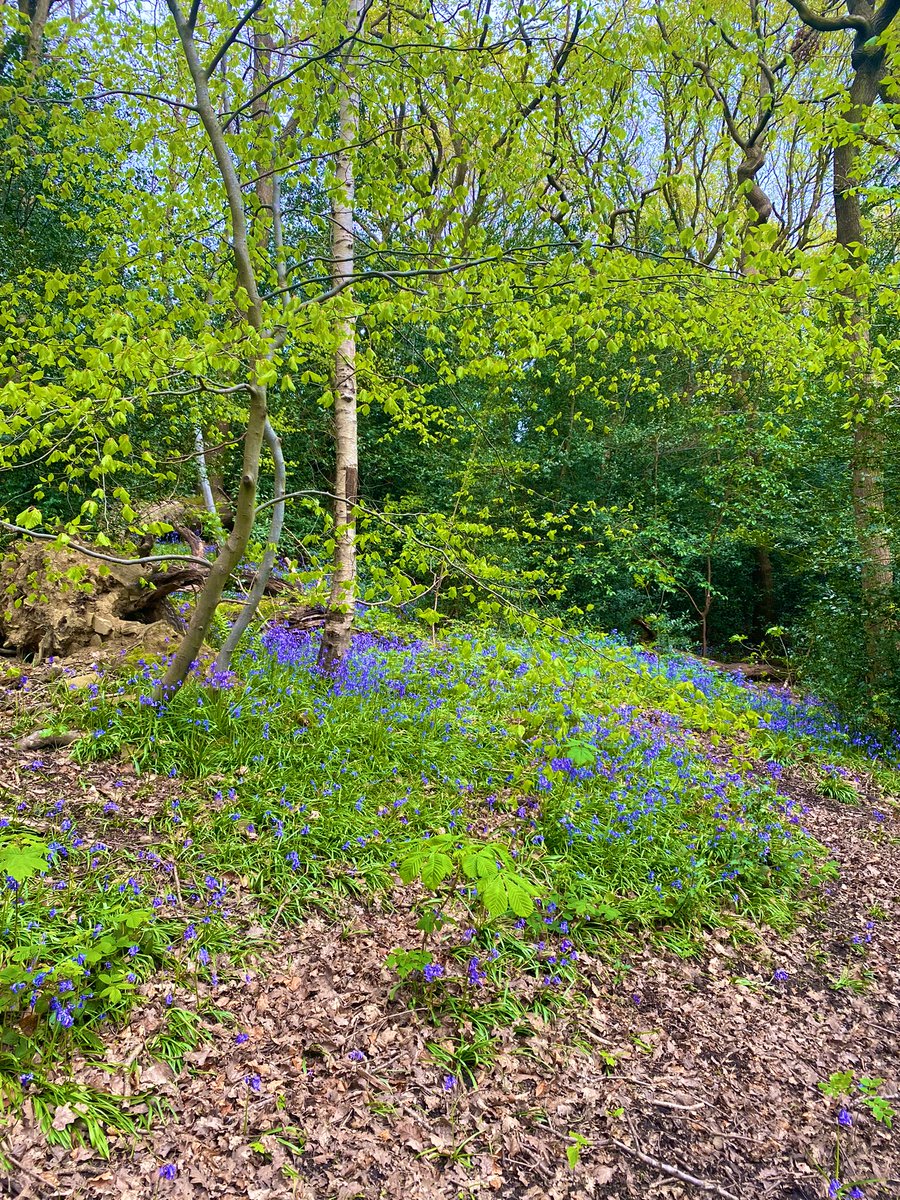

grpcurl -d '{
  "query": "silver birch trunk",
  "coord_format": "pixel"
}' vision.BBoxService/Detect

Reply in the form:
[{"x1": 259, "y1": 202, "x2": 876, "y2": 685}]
[
  {"x1": 194, "y1": 426, "x2": 218, "y2": 518},
  {"x1": 317, "y1": 0, "x2": 361, "y2": 673}
]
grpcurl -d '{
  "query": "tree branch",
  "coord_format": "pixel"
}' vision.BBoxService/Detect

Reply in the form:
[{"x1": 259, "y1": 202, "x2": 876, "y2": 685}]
[
  {"x1": 262, "y1": 245, "x2": 572, "y2": 304},
  {"x1": 492, "y1": 5, "x2": 585, "y2": 153},
  {"x1": 216, "y1": 419, "x2": 284, "y2": 668},
  {"x1": 84, "y1": 88, "x2": 199, "y2": 113},
  {"x1": 0, "y1": 522, "x2": 212, "y2": 569},
  {"x1": 224, "y1": 1, "x2": 373, "y2": 133},
  {"x1": 607, "y1": 1136, "x2": 740, "y2": 1200},
  {"x1": 783, "y1": 0, "x2": 872, "y2": 35},
  {"x1": 205, "y1": 0, "x2": 265, "y2": 79},
  {"x1": 874, "y1": 0, "x2": 900, "y2": 34}
]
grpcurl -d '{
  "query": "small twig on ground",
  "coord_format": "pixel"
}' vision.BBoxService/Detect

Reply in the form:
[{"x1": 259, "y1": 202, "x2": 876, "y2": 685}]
[
  {"x1": 269, "y1": 889, "x2": 295, "y2": 928},
  {"x1": 542, "y1": 1116, "x2": 740, "y2": 1200},
  {"x1": 1, "y1": 1149, "x2": 69, "y2": 1197},
  {"x1": 171, "y1": 862, "x2": 184, "y2": 908},
  {"x1": 607, "y1": 1134, "x2": 741, "y2": 1200},
  {"x1": 646, "y1": 1096, "x2": 707, "y2": 1113}
]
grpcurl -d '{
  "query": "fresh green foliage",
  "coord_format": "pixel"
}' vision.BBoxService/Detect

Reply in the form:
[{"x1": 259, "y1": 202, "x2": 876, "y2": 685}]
[
  {"x1": 3, "y1": 0, "x2": 900, "y2": 1177},
  {"x1": 0, "y1": 829, "x2": 49, "y2": 883},
  {"x1": 147, "y1": 1006, "x2": 212, "y2": 1074},
  {"x1": 819, "y1": 1071, "x2": 897, "y2": 1129},
  {"x1": 399, "y1": 835, "x2": 539, "y2": 919},
  {"x1": 566, "y1": 1131, "x2": 592, "y2": 1169},
  {"x1": 426, "y1": 1033, "x2": 495, "y2": 1089}
]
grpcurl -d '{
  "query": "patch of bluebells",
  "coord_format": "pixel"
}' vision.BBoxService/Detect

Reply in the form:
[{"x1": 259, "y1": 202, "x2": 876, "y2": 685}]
[{"x1": 24, "y1": 617, "x2": 896, "y2": 1068}]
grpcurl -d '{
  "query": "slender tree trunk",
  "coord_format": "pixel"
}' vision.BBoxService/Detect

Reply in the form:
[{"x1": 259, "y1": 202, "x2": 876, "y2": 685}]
[
  {"x1": 194, "y1": 427, "x2": 218, "y2": 518},
  {"x1": 213, "y1": 154, "x2": 291, "y2": 669},
  {"x1": 318, "y1": 0, "x2": 361, "y2": 674},
  {"x1": 160, "y1": 0, "x2": 270, "y2": 696},
  {"x1": 208, "y1": 21, "x2": 289, "y2": 672},
  {"x1": 834, "y1": 56, "x2": 893, "y2": 660},
  {"x1": 785, "y1": 1, "x2": 898, "y2": 668},
  {"x1": 205, "y1": 423, "x2": 234, "y2": 526},
  {"x1": 216, "y1": 419, "x2": 285, "y2": 670},
  {"x1": 756, "y1": 544, "x2": 776, "y2": 631}
]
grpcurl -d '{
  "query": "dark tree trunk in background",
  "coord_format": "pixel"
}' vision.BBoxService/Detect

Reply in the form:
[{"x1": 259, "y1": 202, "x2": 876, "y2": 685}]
[{"x1": 786, "y1": 0, "x2": 898, "y2": 673}]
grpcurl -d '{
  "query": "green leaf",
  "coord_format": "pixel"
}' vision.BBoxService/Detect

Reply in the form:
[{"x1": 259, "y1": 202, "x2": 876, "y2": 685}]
[{"x1": 420, "y1": 850, "x2": 453, "y2": 890}]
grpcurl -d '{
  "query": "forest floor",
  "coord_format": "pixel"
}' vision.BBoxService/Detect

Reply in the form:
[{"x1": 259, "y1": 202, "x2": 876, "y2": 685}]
[{"x1": 0, "y1": 629, "x2": 898, "y2": 1200}]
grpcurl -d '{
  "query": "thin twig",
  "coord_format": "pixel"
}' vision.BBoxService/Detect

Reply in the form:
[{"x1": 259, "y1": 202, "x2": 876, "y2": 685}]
[
  {"x1": 171, "y1": 862, "x2": 185, "y2": 909},
  {"x1": 646, "y1": 1097, "x2": 707, "y2": 1113},
  {"x1": 607, "y1": 1135, "x2": 740, "y2": 1200},
  {"x1": 0, "y1": 1149, "x2": 69, "y2": 1196},
  {"x1": 0, "y1": 522, "x2": 211, "y2": 569}
]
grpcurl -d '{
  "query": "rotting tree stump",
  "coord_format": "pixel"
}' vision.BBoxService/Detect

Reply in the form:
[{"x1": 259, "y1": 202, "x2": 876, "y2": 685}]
[{"x1": 0, "y1": 540, "x2": 198, "y2": 662}]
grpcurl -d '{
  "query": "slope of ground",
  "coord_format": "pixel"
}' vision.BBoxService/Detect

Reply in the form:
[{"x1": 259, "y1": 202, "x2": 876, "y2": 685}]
[{"x1": 0, "y1": 628, "x2": 898, "y2": 1199}]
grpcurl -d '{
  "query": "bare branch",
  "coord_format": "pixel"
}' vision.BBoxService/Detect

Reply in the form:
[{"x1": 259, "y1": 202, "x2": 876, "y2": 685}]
[
  {"x1": 84, "y1": 88, "x2": 199, "y2": 113},
  {"x1": 205, "y1": 0, "x2": 265, "y2": 79},
  {"x1": 263, "y1": 244, "x2": 576, "y2": 304},
  {"x1": 492, "y1": 5, "x2": 585, "y2": 153},
  {"x1": 783, "y1": 0, "x2": 871, "y2": 35},
  {"x1": 607, "y1": 1136, "x2": 740, "y2": 1200},
  {"x1": 225, "y1": 0, "x2": 374, "y2": 133},
  {"x1": 874, "y1": 0, "x2": 900, "y2": 34},
  {"x1": 0, "y1": 522, "x2": 212, "y2": 569}
]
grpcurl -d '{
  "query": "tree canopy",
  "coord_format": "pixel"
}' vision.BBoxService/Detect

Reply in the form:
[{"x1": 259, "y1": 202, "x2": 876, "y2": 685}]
[{"x1": 1, "y1": 0, "x2": 900, "y2": 719}]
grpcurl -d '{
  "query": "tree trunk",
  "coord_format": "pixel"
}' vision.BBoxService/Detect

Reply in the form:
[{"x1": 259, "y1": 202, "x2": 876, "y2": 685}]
[
  {"x1": 208, "y1": 23, "x2": 290, "y2": 672},
  {"x1": 160, "y1": 0, "x2": 271, "y2": 696},
  {"x1": 25, "y1": 0, "x2": 51, "y2": 65},
  {"x1": 216, "y1": 419, "x2": 285, "y2": 670},
  {"x1": 785, "y1": 1, "x2": 899, "y2": 664},
  {"x1": 318, "y1": 0, "x2": 361, "y2": 674},
  {"x1": 834, "y1": 51, "x2": 893, "y2": 661},
  {"x1": 194, "y1": 426, "x2": 218, "y2": 518}
]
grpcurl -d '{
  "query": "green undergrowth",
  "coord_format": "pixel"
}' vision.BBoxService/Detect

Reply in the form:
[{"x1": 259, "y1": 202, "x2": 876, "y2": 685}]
[{"x1": 1, "y1": 619, "x2": 889, "y2": 1153}]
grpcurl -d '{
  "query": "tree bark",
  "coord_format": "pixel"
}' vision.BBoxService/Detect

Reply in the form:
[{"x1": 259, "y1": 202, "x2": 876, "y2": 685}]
[
  {"x1": 755, "y1": 544, "x2": 776, "y2": 634},
  {"x1": 836, "y1": 56, "x2": 893, "y2": 611},
  {"x1": 194, "y1": 426, "x2": 218, "y2": 517},
  {"x1": 318, "y1": 0, "x2": 361, "y2": 674},
  {"x1": 788, "y1": 0, "x2": 897, "y2": 669},
  {"x1": 25, "y1": 0, "x2": 51, "y2": 65},
  {"x1": 160, "y1": 0, "x2": 270, "y2": 696},
  {"x1": 216, "y1": 418, "x2": 285, "y2": 669}
]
